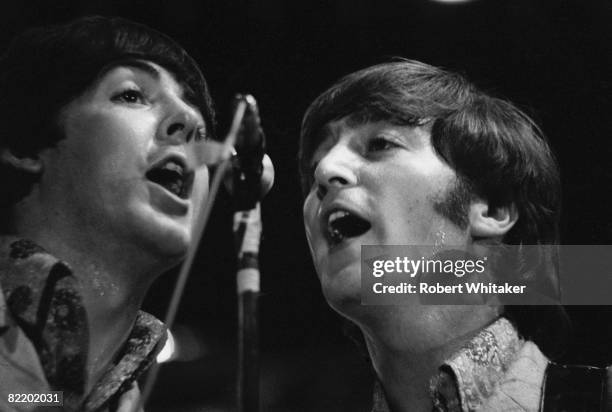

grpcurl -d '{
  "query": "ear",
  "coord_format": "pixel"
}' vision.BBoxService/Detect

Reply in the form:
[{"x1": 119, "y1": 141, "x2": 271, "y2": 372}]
[
  {"x1": 468, "y1": 198, "x2": 518, "y2": 239},
  {"x1": 0, "y1": 147, "x2": 43, "y2": 174}
]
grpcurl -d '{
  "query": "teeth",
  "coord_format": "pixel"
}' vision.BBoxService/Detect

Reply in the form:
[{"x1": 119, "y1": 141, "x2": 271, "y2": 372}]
[
  {"x1": 327, "y1": 210, "x2": 350, "y2": 243},
  {"x1": 168, "y1": 181, "x2": 183, "y2": 196},
  {"x1": 329, "y1": 227, "x2": 343, "y2": 243},
  {"x1": 160, "y1": 161, "x2": 184, "y2": 175},
  {"x1": 146, "y1": 159, "x2": 190, "y2": 199},
  {"x1": 325, "y1": 208, "x2": 372, "y2": 244},
  {"x1": 328, "y1": 210, "x2": 350, "y2": 226}
]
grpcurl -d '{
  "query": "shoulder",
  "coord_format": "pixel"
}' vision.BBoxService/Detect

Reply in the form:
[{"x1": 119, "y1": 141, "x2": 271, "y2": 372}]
[
  {"x1": 480, "y1": 342, "x2": 612, "y2": 412},
  {"x1": 478, "y1": 341, "x2": 548, "y2": 411},
  {"x1": 0, "y1": 281, "x2": 51, "y2": 409}
]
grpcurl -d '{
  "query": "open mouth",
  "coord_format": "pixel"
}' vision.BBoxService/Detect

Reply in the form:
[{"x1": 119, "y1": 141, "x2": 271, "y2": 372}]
[
  {"x1": 146, "y1": 157, "x2": 194, "y2": 200},
  {"x1": 326, "y1": 209, "x2": 372, "y2": 245}
]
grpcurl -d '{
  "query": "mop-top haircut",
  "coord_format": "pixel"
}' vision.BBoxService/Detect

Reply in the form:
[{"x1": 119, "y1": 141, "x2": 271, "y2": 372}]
[
  {"x1": 299, "y1": 60, "x2": 566, "y2": 353},
  {"x1": 0, "y1": 15, "x2": 216, "y2": 207}
]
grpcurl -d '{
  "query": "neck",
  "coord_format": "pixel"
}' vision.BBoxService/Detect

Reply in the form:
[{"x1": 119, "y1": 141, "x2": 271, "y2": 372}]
[
  {"x1": 13, "y1": 220, "x2": 167, "y2": 390},
  {"x1": 367, "y1": 337, "x2": 438, "y2": 412},
  {"x1": 357, "y1": 306, "x2": 499, "y2": 412}
]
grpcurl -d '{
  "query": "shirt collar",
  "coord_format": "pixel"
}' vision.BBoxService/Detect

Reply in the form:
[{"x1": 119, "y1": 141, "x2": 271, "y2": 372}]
[
  {"x1": 431, "y1": 317, "x2": 522, "y2": 411},
  {"x1": 0, "y1": 237, "x2": 166, "y2": 411},
  {"x1": 372, "y1": 317, "x2": 522, "y2": 412}
]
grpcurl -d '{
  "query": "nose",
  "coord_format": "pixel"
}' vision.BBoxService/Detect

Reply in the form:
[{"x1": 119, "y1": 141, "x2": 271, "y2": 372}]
[
  {"x1": 157, "y1": 99, "x2": 202, "y2": 145},
  {"x1": 313, "y1": 144, "x2": 358, "y2": 199}
]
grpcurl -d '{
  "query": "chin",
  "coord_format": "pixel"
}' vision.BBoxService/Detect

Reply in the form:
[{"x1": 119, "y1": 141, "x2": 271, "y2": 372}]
[
  {"x1": 126, "y1": 207, "x2": 194, "y2": 267},
  {"x1": 154, "y1": 230, "x2": 191, "y2": 259},
  {"x1": 320, "y1": 266, "x2": 363, "y2": 318}
]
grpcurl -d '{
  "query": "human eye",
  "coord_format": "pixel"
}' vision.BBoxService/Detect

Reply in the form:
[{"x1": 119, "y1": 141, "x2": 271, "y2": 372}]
[
  {"x1": 366, "y1": 136, "x2": 401, "y2": 154},
  {"x1": 111, "y1": 88, "x2": 146, "y2": 105},
  {"x1": 194, "y1": 125, "x2": 210, "y2": 142}
]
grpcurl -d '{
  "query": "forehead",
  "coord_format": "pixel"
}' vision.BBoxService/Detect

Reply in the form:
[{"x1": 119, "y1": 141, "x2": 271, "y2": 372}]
[
  {"x1": 82, "y1": 60, "x2": 204, "y2": 122},
  {"x1": 96, "y1": 60, "x2": 185, "y2": 95},
  {"x1": 309, "y1": 117, "x2": 429, "y2": 159}
]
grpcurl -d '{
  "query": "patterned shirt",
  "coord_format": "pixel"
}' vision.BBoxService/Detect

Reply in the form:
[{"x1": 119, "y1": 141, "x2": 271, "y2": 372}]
[
  {"x1": 372, "y1": 317, "x2": 549, "y2": 412},
  {"x1": 0, "y1": 237, "x2": 166, "y2": 411}
]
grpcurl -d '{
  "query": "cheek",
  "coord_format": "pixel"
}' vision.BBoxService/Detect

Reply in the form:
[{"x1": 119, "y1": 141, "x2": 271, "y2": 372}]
[
  {"x1": 57, "y1": 117, "x2": 155, "y2": 212},
  {"x1": 67, "y1": 108, "x2": 154, "y2": 159},
  {"x1": 378, "y1": 154, "x2": 455, "y2": 201},
  {"x1": 371, "y1": 163, "x2": 456, "y2": 239}
]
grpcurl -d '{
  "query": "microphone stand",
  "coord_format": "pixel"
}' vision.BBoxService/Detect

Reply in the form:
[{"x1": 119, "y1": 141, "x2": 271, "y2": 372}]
[
  {"x1": 137, "y1": 94, "x2": 265, "y2": 412},
  {"x1": 135, "y1": 99, "x2": 247, "y2": 412},
  {"x1": 229, "y1": 95, "x2": 266, "y2": 412},
  {"x1": 234, "y1": 204, "x2": 261, "y2": 412}
]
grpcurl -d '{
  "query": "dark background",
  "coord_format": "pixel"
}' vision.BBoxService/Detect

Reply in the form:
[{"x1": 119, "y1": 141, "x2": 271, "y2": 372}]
[{"x1": 2, "y1": 1, "x2": 611, "y2": 410}]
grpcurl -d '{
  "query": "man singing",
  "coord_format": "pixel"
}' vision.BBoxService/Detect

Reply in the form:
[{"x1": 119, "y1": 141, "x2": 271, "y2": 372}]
[
  {"x1": 0, "y1": 16, "x2": 215, "y2": 411},
  {"x1": 299, "y1": 60, "x2": 609, "y2": 411}
]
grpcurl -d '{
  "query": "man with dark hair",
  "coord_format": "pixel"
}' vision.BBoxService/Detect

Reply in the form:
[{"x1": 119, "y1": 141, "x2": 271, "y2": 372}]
[
  {"x1": 299, "y1": 60, "x2": 607, "y2": 410},
  {"x1": 0, "y1": 16, "x2": 215, "y2": 411}
]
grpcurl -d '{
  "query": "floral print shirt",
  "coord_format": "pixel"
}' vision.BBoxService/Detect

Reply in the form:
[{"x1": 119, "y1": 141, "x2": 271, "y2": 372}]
[
  {"x1": 372, "y1": 317, "x2": 549, "y2": 412},
  {"x1": 0, "y1": 238, "x2": 166, "y2": 411}
]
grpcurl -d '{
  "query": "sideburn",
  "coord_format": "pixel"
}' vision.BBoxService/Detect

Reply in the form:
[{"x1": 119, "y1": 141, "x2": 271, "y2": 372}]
[{"x1": 432, "y1": 177, "x2": 474, "y2": 230}]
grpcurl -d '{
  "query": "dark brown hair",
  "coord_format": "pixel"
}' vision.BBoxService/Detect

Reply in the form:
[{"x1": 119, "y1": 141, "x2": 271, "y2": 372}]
[
  {"x1": 299, "y1": 60, "x2": 567, "y2": 356},
  {"x1": 0, "y1": 15, "x2": 216, "y2": 207}
]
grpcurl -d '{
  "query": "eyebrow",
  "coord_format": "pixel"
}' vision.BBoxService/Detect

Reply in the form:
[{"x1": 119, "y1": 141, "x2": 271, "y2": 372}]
[
  {"x1": 120, "y1": 60, "x2": 200, "y2": 107},
  {"x1": 100, "y1": 58, "x2": 204, "y2": 123},
  {"x1": 109, "y1": 58, "x2": 161, "y2": 80},
  {"x1": 100, "y1": 58, "x2": 196, "y2": 103}
]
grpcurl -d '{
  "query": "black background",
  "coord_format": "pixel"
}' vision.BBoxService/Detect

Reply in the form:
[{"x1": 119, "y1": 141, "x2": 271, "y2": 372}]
[{"x1": 2, "y1": 1, "x2": 611, "y2": 410}]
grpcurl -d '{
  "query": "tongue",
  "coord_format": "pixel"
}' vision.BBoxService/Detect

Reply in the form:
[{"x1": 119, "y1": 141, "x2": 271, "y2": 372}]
[{"x1": 146, "y1": 169, "x2": 183, "y2": 196}]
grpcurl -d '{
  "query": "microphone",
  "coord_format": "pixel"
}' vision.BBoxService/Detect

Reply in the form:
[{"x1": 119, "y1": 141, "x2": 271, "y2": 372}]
[
  {"x1": 222, "y1": 95, "x2": 271, "y2": 412},
  {"x1": 140, "y1": 94, "x2": 272, "y2": 412},
  {"x1": 224, "y1": 94, "x2": 274, "y2": 211}
]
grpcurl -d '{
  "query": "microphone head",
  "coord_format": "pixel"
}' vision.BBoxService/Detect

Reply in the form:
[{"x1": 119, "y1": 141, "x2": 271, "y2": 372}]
[
  {"x1": 223, "y1": 94, "x2": 274, "y2": 210},
  {"x1": 224, "y1": 153, "x2": 274, "y2": 200},
  {"x1": 260, "y1": 153, "x2": 275, "y2": 197},
  {"x1": 234, "y1": 94, "x2": 264, "y2": 154}
]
